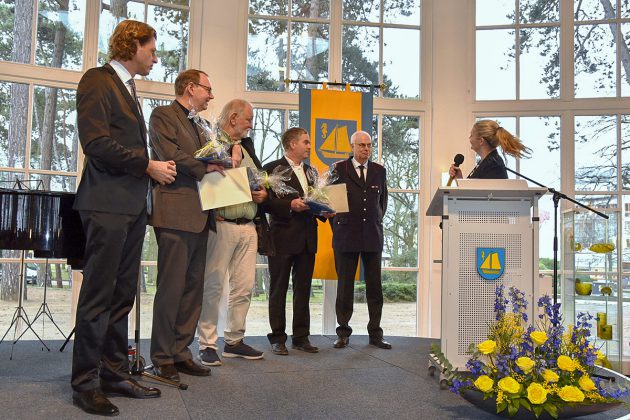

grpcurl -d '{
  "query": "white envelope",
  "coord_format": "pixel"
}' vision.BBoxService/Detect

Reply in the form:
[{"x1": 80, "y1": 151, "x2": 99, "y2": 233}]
[
  {"x1": 323, "y1": 183, "x2": 349, "y2": 213},
  {"x1": 197, "y1": 167, "x2": 252, "y2": 210}
]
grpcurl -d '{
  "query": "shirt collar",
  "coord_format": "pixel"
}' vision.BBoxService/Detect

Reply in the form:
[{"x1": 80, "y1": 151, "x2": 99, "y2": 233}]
[
  {"x1": 285, "y1": 154, "x2": 304, "y2": 169},
  {"x1": 352, "y1": 157, "x2": 368, "y2": 169},
  {"x1": 109, "y1": 60, "x2": 133, "y2": 85}
]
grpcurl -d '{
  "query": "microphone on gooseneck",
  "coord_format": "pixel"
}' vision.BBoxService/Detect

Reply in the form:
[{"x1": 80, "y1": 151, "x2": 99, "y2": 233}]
[{"x1": 446, "y1": 154, "x2": 465, "y2": 186}]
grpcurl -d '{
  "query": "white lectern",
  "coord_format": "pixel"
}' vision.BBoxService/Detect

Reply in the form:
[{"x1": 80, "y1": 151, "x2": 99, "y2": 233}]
[{"x1": 427, "y1": 179, "x2": 546, "y2": 370}]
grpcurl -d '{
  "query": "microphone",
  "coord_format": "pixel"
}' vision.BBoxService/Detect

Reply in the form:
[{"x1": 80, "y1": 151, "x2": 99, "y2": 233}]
[{"x1": 446, "y1": 154, "x2": 465, "y2": 186}]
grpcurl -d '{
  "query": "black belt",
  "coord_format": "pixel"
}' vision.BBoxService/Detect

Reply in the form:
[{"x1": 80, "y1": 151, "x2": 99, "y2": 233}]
[{"x1": 222, "y1": 217, "x2": 253, "y2": 225}]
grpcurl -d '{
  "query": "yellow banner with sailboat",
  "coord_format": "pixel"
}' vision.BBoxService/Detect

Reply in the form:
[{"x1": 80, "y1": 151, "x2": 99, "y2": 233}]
[{"x1": 299, "y1": 84, "x2": 374, "y2": 280}]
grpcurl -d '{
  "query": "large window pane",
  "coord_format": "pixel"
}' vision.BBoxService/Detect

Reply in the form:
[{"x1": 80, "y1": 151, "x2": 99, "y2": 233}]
[
  {"x1": 574, "y1": 24, "x2": 616, "y2": 98},
  {"x1": 145, "y1": 5, "x2": 189, "y2": 83},
  {"x1": 476, "y1": 29, "x2": 515, "y2": 100},
  {"x1": 520, "y1": 27, "x2": 560, "y2": 99},
  {"x1": 519, "y1": 116, "x2": 561, "y2": 262},
  {"x1": 520, "y1": 0, "x2": 559, "y2": 23},
  {"x1": 383, "y1": 28, "x2": 419, "y2": 99},
  {"x1": 247, "y1": 19, "x2": 288, "y2": 92},
  {"x1": 620, "y1": 24, "x2": 630, "y2": 97},
  {"x1": 289, "y1": 22, "x2": 329, "y2": 92},
  {"x1": 30, "y1": 86, "x2": 78, "y2": 173},
  {"x1": 622, "y1": 116, "x2": 630, "y2": 190},
  {"x1": 252, "y1": 108, "x2": 285, "y2": 165},
  {"x1": 383, "y1": 192, "x2": 418, "y2": 268},
  {"x1": 98, "y1": 1, "x2": 145, "y2": 65},
  {"x1": 382, "y1": 115, "x2": 419, "y2": 190},
  {"x1": 292, "y1": 0, "x2": 329, "y2": 18},
  {"x1": 383, "y1": 0, "x2": 421, "y2": 25},
  {"x1": 342, "y1": 0, "x2": 380, "y2": 22},
  {"x1": 0, "y1": 81, "x2": 29, "y2": 169},
  {"x1": 36, "y1": 0, "x2": 85, "y2": 71},
  {"x1": 29, "y1": 173, "x2": 76, "y2": 192},
  {"x1": 351, "y1": 270, "x2": 417, "y2": 337},
  {"x1": 249, "y1": 0, "x2": 288, "y2": 16},
  {"x1": 574, "y1": 0, "x2": 612, "y2": 21},
  {"x1": 342, "y1": 25, "x2": 379, "y2": 87},
  {"x1": 0, "y1": 0, "x2": 33, "y2": 64},
  {"x1": 476, "y1": 0, "x2": 514, "y2": 26},
  {"x1": 575, "y1": 115, "x2": 617, "y2": 191}
]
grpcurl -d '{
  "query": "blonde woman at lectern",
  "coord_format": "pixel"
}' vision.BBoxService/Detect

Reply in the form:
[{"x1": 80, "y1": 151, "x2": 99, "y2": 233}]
[{"x1": 448, "y1": 119, "x2": 531, "y2": 180}]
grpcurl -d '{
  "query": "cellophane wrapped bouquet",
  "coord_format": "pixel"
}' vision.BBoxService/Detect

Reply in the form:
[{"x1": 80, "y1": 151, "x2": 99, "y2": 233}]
[
  {"x1": 246, "y1": 166, "x2": 295, "y2": 194},
  {"x1": 303, "y1": 166, "x2": 338, "y2": 215},
  {"x1": 190, "y1": 109, "x2": 233, "y2": 168}
]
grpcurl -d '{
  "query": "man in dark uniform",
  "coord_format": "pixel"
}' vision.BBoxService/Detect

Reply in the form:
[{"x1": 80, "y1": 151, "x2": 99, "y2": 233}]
[
  {"x1": 71, "y1": 20, "x2": 176, "y2": 416},
  {"x1": 330, "y1": 130, "x2": 391, "y2": 350}
]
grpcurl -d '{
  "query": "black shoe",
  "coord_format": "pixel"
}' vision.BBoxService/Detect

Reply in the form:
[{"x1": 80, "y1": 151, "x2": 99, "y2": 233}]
[
  {"x1": 174, "y1": 359, "x2": 211, "y2": 376},
  {"x1": 333, "y1": 336, "x2": 349, "y2": 348},
  {"x1": 369, "y1": 337, "x2": 392, "y2": 349},
  {"x1": 271, "y1": 343, "x2": 289, "y2": 355},
  {"x1": 153, "y1": 364, "x2": 181, "y2": 382},
  {"x1": 72, "y1": 389, "x2": 119, "y2": 416},
  {"x1": 292, "y1": 341, "x2": 319, "y2": 353},
  {"x1": 100, "y1": 378, "x2": 161, "y2": 399}
]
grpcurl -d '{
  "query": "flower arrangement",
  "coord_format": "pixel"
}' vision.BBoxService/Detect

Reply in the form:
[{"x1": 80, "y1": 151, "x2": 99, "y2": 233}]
[{"x1": 433, "y1": 285, "x2": 628, "y2": 419}]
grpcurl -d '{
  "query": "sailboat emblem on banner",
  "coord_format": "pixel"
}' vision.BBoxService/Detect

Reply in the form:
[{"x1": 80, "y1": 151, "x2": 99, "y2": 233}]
[
  {"x1": 314, "y1": 118, "x2": 357, "y2": 166},
  {"x1": 476, "y1": 248, "x2": 505, "y2": 280}
]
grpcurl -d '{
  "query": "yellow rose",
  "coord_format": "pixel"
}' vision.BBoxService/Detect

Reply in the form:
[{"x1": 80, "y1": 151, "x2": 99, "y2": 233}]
[
  {"x1": 527, "y1": 383, "x2": 548, "y2": 405},
  {"x1": 498, "y1": 377, "x2": 521, "y2": 394},
  {"x1": 530, "y1": 331, "x2": 548, "y2": 346},
  {"x1": 478, "y1": 340, "x2": 497, "y2": 355},
  {"x1": 474, "y1": 375, "x2": 494, "y2": 393},
  {"x1": 578, "y1": 376, "x2": 596, "y2": 392},
  {"x1": 557, "y1": 355, "x2": 576, "y2": 372},
  {"x1": 516, "y1": 357, "x2": 535, "y2": 373},
  {"x1": 542, "y1": 369, "x2": 559, "y2": 383},
  {"x1": 558, "y1": 385, "x2": 585, "y2": 402},
  {"x1": 596, "y1": 350, "x2": 605, "y2": 360}
]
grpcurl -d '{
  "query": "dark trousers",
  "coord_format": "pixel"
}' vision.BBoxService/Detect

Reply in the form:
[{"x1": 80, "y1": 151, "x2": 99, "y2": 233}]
[
  {"x1": 334, "y1": 250, "x2": 383, "y2": 339},
  {"x1": 267, "y1": 251, "x2": 315, "y2": 345},
  {"x1": 71, "y1": 210, "x2": 146, "y2": 392},
  {"x1": 150, "y1": 227, "x2": 208, "y2": 366}
]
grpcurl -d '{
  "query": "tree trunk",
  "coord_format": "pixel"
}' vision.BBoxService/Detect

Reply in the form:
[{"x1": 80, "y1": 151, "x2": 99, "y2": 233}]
[
  {"x1": 1, "y1": 0, "x2": 33, "y2": 302},
  {"x1": 599, "y1": 0, "x2": 630, "y2": 86},
  {"x1": 55, "y1": 263, "x2": 63, "y2": 288}
]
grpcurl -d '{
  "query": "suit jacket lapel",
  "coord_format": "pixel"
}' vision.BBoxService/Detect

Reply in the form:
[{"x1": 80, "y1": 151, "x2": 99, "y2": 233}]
[
  {"x1": 346, "y1": 157, "x2": 364, "y2": 188},
  {"x1": 104, "y1": 63, "x2": 147, "y2": 144},
  {"x1": 171, "y1": 101, "x2": 202, "y2": 149},
  {"x1": 364, "y1": 160, "x2": 377, "y2": 186}
]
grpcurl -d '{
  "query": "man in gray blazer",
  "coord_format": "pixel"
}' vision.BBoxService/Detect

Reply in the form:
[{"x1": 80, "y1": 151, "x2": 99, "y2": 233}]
[
  {"x1": 71, "y1": 20, "x2": 176, "y2": 416},
  {"x1": 149, "y1": 69, "x2": 224, "y2": 382}
]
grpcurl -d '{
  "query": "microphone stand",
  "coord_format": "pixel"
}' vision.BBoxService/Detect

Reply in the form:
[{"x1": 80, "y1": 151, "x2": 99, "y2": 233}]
[{"x1": 504, "y1": 167, "x2": 608, "y2": 304}]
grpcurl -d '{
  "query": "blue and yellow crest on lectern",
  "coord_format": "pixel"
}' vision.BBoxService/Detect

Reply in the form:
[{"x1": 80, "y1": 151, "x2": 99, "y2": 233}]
[
  {"x1": 476, "y1": 248, "x2": 505, "y2": 280},
  {"x1": 314, "y1": 118, "x2": 357, "y2": 167}
]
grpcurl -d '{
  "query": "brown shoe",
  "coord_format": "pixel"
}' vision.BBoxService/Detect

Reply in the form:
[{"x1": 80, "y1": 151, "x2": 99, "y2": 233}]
[
  {"x1": 333, "y1": 336, "x2": 349, "y2": 348},
  {"x1": 271, "y1": 343, "x2": 289, "y2": 355},
  {"x1": 153, "y1": 364, "x2": 180, "y2": 382},
  {"x1": 174, "y1": 359, "x2": 211, "y2": 376},
  {"x1": 100, "y1": 378, "x2": 161, "y2": 399}
]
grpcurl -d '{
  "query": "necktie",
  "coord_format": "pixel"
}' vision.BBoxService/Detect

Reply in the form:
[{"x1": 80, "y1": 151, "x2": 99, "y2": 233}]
[
  {"x1": 128, "y1": 78, "x2": 143, "y2": 115},
  {"x1": 359, "y1": 165, "x2": 366, "y2": 184}
]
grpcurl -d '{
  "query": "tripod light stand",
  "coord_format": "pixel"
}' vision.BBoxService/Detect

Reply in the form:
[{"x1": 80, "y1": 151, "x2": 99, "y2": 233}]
[
  {"x1": 24, "y1": 259, "x2": 67, "y2": 339},
  {"x1": 0, "y1": 250, "x2": 50, "y2": 358}
]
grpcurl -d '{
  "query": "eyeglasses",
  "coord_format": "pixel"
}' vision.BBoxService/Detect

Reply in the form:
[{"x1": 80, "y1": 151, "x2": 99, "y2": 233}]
[{"x1": 192, "y1": 82, "x2": 213, "y2": 95}]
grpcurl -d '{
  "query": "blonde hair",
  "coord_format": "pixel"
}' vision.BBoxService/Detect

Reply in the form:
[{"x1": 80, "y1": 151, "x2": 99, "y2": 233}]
[{"x1": 473, "y1": 119, "x2": 531, "y2": 159}]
